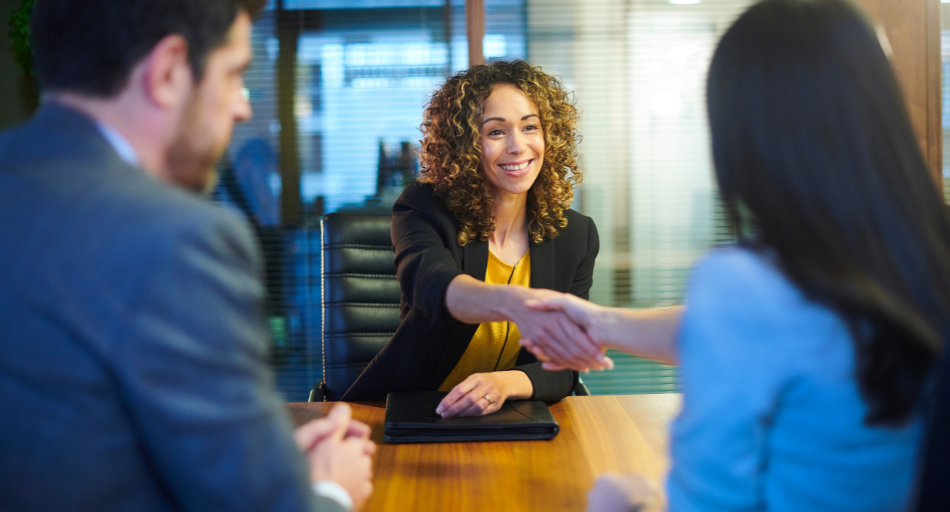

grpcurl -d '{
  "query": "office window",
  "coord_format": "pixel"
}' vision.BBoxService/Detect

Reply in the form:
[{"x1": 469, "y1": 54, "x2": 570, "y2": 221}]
[
  {"x1": 218, "y1": 1, "x2": 527, "y2": 400},
  {"x1": 525, "y1": 0, "x2": 745, "y2": 393},
  {"x1": 221, "y1": 0, "x2": 746, "y2": 400}
]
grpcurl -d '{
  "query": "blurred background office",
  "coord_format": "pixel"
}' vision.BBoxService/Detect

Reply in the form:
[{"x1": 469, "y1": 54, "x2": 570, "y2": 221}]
[{"x1": 1, "y1": 0, "x2": 943, "y2": 401}]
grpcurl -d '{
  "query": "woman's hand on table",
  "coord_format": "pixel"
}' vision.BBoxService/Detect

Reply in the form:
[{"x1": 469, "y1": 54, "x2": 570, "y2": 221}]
[
  {"x1": 436, "y1": 370, "x2": 533, "y2": 418},
  {"x1": 586, "y1": 473, "x2": 659, "y2": 512}
]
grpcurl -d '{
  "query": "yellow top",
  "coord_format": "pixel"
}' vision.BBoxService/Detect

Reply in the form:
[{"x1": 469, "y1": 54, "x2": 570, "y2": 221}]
[{"x1": 438, "y1": 250, "x2": 531, "y2": 392}]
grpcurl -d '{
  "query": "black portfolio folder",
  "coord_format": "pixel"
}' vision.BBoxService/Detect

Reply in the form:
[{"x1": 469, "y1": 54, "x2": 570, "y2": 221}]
[{"x1": 384, "y1": 391, "x2": 560, "y2": 443}]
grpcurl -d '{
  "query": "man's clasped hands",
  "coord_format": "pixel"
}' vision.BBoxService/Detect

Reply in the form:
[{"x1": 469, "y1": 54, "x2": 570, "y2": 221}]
[{"x1": 294, "y1": 404, "x2": 376, "y2": 511}]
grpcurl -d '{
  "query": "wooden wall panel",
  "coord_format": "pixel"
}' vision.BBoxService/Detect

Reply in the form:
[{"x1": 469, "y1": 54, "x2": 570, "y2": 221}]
[
  {"x1": 466, "y1": 0, "x2": 486, "y2": 66},
  {"x1": 853, "y1": 0, "x2": 942, "y2": 189}
]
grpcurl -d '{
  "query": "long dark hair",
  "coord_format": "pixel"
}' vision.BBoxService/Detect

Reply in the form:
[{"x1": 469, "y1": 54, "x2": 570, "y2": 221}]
[{"x1": 707, "y1": 0, "x2": 950, "y2": 425}]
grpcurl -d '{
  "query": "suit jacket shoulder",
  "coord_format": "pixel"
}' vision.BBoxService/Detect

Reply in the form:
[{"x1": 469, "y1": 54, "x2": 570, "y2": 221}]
[{"x1": 0, "y1": 104, "x2": 326, "y2": 512}]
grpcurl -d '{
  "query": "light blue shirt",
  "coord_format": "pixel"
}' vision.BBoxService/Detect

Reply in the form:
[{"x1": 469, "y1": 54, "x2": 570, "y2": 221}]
[
  {"x1": 95, "y1": 121, "x2": 139, "y2": 166},
  {"x1": 667, "y1": 247, "x2": 922, "y2": 512}
]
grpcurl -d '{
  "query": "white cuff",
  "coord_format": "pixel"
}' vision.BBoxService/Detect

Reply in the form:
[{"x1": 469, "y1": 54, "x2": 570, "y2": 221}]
[{"x1": 312, "y1": 480, "x2": 354, "y2": 511}]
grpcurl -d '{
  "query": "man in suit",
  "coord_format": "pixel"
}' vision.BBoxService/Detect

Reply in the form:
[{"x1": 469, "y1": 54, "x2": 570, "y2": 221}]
[{"x1": 0, "y1": 1, "x2": 374, "y2": 511}]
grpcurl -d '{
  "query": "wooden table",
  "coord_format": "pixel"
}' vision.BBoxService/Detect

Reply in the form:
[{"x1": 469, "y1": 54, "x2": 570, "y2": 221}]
[{"x1": 288, "y1": 394, "x2": 681, "y2": 512}]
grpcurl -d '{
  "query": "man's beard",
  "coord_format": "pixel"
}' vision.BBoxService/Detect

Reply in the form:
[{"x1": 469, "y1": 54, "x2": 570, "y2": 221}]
[{"x1": 165, "y1": 97, "x2": 227, "y2": 194}]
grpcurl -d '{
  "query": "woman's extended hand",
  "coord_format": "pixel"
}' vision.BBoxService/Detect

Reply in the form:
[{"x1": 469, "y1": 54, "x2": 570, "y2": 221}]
[
  {"x1": 436, "y1": 371, "x2": 533, "y2": 418},
  {"x1": 586, "y1": 473, "x2": 658, "y2": 512}
]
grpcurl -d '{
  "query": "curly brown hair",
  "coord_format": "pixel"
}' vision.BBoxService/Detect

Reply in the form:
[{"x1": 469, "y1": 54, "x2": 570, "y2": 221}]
[{"x1": 418, "y1": 60, "x2": 582, "y2": 246}]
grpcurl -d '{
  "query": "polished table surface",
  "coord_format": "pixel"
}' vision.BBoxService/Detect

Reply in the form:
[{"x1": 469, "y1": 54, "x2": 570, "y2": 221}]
[{"x1": 288, "y1": 394, "x2": 682, "y2": 512}]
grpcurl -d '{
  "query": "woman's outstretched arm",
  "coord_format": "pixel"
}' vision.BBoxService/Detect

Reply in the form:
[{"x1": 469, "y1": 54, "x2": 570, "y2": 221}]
[{"x1": 522, "y1": 294, "x2": 682, "y2": 367}]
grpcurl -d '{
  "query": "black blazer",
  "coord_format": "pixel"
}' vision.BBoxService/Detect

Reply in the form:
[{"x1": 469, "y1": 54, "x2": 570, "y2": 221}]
[{"x1": 342, "y1": 181, "x2": 599, "y2": 401}]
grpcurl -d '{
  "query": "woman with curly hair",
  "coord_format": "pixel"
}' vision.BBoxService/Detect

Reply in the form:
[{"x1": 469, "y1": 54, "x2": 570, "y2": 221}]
[{"x1": 342, "y1": 60, "x2": 610, "y2": 414}]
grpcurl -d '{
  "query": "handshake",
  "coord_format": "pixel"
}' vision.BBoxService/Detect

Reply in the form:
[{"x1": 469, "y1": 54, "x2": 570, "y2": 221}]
[
  {"x1": 444, "y1": 275, "x2": 637, "y2": 374},
  {"x1": 446, "y1": 274, "x2": 681, "y2": 373},
  {"x1": 504, "y1": 288, "x2": 619, "y2": 373},
  {"x1": 509, "y1": 287, "x2": 681, "y2": 371}
]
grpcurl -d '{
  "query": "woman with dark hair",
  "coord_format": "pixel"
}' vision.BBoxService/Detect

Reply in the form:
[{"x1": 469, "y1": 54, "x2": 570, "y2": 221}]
[
  {"x1": 342, "y1": 60, "x2": 608, "y2": 415},
  {"x1": 522, "y1": 0, "x2": 950, "y2": 510}
]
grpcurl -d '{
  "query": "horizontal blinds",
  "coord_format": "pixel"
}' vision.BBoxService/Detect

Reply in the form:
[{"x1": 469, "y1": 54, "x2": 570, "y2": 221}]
[
  {"x1": 527, "y1": 0, "x2": 749, "y2": 394},
  {"x1": 219, "y1": 2, "x2": 530, "y2": 400}
]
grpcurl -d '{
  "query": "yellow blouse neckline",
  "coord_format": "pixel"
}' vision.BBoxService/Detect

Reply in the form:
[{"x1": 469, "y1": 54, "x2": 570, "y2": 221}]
[{"x1": 487, "y1": 249, "x2": 528, "y2": 270}]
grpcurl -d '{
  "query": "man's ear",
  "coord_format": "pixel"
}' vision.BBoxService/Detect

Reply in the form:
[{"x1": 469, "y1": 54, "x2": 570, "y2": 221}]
[{"x1": 141, "y1": 34, "x2": 193, "y2": 110}]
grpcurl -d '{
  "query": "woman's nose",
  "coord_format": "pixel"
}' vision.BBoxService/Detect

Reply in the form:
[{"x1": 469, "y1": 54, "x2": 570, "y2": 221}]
[{"x1": 507, "y1": 133, "x2": 525, "y2": 154}]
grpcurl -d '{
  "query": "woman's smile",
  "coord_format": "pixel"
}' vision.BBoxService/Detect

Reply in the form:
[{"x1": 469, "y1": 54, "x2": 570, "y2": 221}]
[
  {"x1": 479, "y1": 83, "x2": 545, "y2": 199},
  {"x1": 498, "y1": 158, "x2": 535, "y2": 177}
]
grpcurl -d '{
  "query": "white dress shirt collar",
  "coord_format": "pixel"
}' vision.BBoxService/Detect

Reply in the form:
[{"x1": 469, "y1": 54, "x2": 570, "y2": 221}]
[{"x1": 95, "y1": 121, "x2": 140, "y2": 166}]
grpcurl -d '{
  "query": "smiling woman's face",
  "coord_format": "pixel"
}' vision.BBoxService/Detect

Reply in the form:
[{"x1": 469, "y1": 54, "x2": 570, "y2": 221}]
[{"x1": 478, "y1": 83, "x2": 545, "y2": 202}]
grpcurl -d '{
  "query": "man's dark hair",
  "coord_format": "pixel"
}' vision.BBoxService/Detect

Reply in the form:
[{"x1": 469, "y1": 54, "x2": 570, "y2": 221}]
[
  {"x1": 32, "y1": 0, "x2": 266, "y2": 97},
  {"x1": 708, "y1": 0, "x2": 950, "y2": 425}
]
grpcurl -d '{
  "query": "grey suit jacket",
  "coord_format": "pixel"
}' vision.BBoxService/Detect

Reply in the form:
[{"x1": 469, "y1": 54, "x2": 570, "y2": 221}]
[{"x1": 0, "y1": 104, "x2": 346, "y2": 512}]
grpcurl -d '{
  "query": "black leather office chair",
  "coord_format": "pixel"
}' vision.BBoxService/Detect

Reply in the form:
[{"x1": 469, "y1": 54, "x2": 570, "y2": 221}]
[
  {"x1": 309, "y1": 213, "x2": 401, "y2": 401},
  {"x1": 308, "y1": 211, "x2": 592, "y2": 400}
]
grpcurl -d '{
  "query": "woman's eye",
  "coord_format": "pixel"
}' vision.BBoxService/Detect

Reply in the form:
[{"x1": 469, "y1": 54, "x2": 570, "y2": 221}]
[
  {"x1": 524, "y1": 124, "x2": 539, "y2": 132},
  {"x1": 488, "y1": 129, "x2": 504, "y2": 136}
]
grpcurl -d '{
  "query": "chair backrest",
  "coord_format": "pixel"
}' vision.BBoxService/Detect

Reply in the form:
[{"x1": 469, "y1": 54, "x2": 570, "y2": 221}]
[{"x1": 320, "y1": 213, "x2": 401, "y2": 400}]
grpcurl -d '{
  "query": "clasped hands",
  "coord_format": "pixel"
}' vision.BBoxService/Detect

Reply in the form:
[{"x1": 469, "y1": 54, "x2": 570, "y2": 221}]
[{"x1": 294, "y1": 403, "x2": 376, "y2": 511}]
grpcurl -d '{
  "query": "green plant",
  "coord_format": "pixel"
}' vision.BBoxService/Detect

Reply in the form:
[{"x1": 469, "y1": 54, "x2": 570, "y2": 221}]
[
  {"x1": 9, "y1": 0, "x2": 38, "y2": 108},
  {"x1": 9, "y1": 0, "x2": 34, "y2": 77}
]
